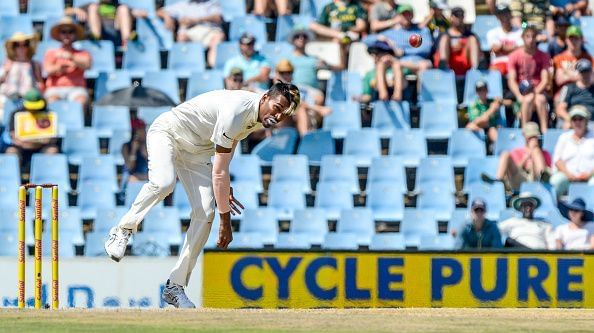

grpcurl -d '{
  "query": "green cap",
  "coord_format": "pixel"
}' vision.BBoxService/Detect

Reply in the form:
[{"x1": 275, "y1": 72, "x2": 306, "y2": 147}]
[
  {"x1": 566, "y1": 25, "x2": 583, "y2": 38},
  {"x1": 397, "y1": 4, "x2": 414, "y2": 14},
  {"x1": 22, "y1": 88, "x2": 46, "y2": 111}
]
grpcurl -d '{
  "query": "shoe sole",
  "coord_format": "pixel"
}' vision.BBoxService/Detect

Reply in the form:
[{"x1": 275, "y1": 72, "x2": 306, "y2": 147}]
[{"x1": 104, "y1": 241, "x2": 123, "y2": 263}]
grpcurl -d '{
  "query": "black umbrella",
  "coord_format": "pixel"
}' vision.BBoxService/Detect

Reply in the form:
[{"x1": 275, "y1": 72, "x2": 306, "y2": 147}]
[{"x1": 96, "y1": 85, "x2": 176, "y2": 107}]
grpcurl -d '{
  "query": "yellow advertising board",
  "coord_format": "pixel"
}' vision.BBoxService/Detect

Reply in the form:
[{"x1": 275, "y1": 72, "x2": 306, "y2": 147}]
[{"x1": 203, "y1": 251, "x2": 593, "y2": 308}]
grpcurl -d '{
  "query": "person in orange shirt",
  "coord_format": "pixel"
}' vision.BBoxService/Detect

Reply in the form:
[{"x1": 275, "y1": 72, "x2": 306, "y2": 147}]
[
  {"x1": 553, "y1": 25, "x2": 593, "y2": 100},
  {"x1": 43, "y1": 17, "x2": 92, "y2": 107}
]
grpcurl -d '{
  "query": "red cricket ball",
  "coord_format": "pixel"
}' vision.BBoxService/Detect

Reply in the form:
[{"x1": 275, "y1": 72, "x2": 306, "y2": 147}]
[{"x1": 409, "y1": 34, "x2": 422, "y2": 48}]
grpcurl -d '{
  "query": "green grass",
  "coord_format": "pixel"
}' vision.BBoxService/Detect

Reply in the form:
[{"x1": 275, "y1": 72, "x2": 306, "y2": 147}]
[{"x1": 2, "y1": 308, "x2": 594, "y2": 333}]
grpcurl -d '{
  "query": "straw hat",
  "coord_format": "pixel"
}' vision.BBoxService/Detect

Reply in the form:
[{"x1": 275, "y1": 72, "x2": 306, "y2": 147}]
[
  {"x1": 50, "y1": 16, "x2": 85, "y2": 42},
  {"x1": 4, "y1": 32, "x2": 38, "y2": 61}
]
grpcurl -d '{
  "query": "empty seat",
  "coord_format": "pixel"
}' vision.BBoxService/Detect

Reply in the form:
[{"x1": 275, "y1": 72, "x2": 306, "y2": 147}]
[
  {"x1": 229, "y1": 15, "x2": 268, "y2": 49},
  {"x1": 314, "y1": 181, "x2": 353, "y2": 220},
  {"x1": 260, "y1": 42, "x2": 294, "y2": 68},
  {"x1": 78, "y1": 155, "x2": 118, "y2": 192},
  {"x1": 275, "y1": 233, "x2": 311, "y2": 249},
  {"x1": 371, "y1": 101, "x2": 411, "y2": 138},
  {"x1": 0, "y1": 154, "x2": 20, "y2": 188},
  {"x1": 30, "y1": 154, "x2": 70, "y2": 191},
  {"x1": 168, "y1": 42, "x2": 206, "y2": 78},
  {"x1": 494, "y1": 128, "x2": 523, "y2": 155},
  {"x1": 448, "y1": 129, "x2": 486, "y2": 167},
  {"x1": 322, "y1": 232, "x2": 359, "y2": 250},
  {"x1": 464, "y1": 156, "x2": 499, "y2": 191},
  {"x1": 230, "y1": 155, "x2": 263, "y2": 193},
  {"x1": 122, "y1": 40, "x2": 160, "y2": 77},
  {"x1": 417, "y1": 186, "x2": 455, "y2": 221},
  {"x1": 42, "y1": 230, "x2": 77, "y2": 258},
  {"x1": 419, "y1": 101, "x2": 458, "y2": 140},
  {"x1": 92, "y1": 106, "x2": 131, "y2": 138},
  {"x1": 319, "y1": 155, "x2": 359, "y2": 194},
  {"x1": 142, "y1": 207, "x2": 182, "y2": 245},
  {"x1": 367, "y1": 156, "x2": 407, "y2": 193},
  {"x1": 228, "y1": 232, "x2": 264, "y2": 249},
  {"x1": 322, "y1": 101, "x2": 361, "y2": 139},
  {"x1": 239, "y1": 208, "x2": 278, "y2": 245},
  {"x1": 142, "y1": 71, "x2": 180, "y2": 103},
  {"x1": 230, "y1": 181, "x2": 260, "y2": 210},
  {"x1": 62, "y1": 128, "x2": 100, "y2": 165},
  {"x1": 109, "y1": 129, "x2": 132, "y2": 166},
  {"x1": 42, "y1": 208, "x2": 84, "y2": 248},
  {"x1": 186, "y1": 70, "x2": 224, "y2": 99},
  {"x1": 94, "y1": 71, "x2": 131, "y2": 101},
  {"x1": 467, "y1": 182, "x2": 506, "y2": 221},
  {"x1": 389, "y1": 129, "x2": 427, "y2": 167},
  {"x1": 0, "y1": 230, "x2": 18, "y2": 256},
  {"x1": 0, "y1": 0, "x2": 19, "y2": 16},
  {"x1": 415, "y1": 156, "x2": 455, "y2": 193},
  {"x1": 367, "y1": 181, "x2": 405, "y2": 221},
  {"x1": 401, "y1": 209, "x2": 438, "y2": 246},
  {"x1": 252, "y1": 127, "x2": 299, "y2": 165},
  {"x1": 296, "y1": 130, "x2": 335, "y2": 166},
  {"x1": 137, "y1": 106, "x2": 169, "y2": 125},
  {"x1": 136, "y1": 17, "x2": 174, "y2": 50},
  {"x1": 85, "y1": 230, "x2": 109, "y2": 256},
  {"x1": 214, "y1": 41, "x2": 240, "y2": 69},
  {"x1": 369, "y1": 233, "x2": 406, "y2": 250},
  {"x1": 0, "y1": 182, "x2": 18, "y2": 210},
  {"x1": 0, "y1": 15, "x2": 34, "y2": 41},
  {"x1": 76, "y1": 40, "x2": 115, "y2": 78},
  {"x1": 49, "y1": 100, "x2": 84, "y2": 136},
  {"x1": 448, "y1": 208, "x2": 470, "y2": 236},
  {"x1": 419, "y1": 69, "x2": 457, "y2": 104},
  {"x1": 290, "y1": 208, "x2": 328, "y2": 245},
  {"x1": 79, "y1": 181, "x2": 117, "y2": 220},
  {"x1": 337, "y1": 208, "x2": 374, "y2": 245},
  {"x1": 471, "y1": 15, "x2": 500, "y2": 51},
  {"x1": 93, "y1": 207, "x2": 128, "y2": 232},
  {"x1": 343, "y1": 128, "x2": 381, "y2": 167},
  {"x1": 418, "y1": 234, "x2": 457, "y2": 250},
  {"x1": 275, "y1": 14, "x2": 314, "y2": 42},
  {"x1": 267, "y1": 181, "x2": 306, "y2": 220},
  {"x1": 271, "y1": 154, "x2": 311, "y2": 193}
]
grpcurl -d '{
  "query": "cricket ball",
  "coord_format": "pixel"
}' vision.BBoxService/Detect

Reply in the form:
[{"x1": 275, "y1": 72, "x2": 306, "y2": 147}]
[{"x1": 409, "y1": 34, "x2": 422, "y2": 48}]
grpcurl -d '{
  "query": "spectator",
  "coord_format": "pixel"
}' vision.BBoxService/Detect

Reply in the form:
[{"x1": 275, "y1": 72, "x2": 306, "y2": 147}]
[
  {"x1": 483, "y1": 122, "x2": 551, "y2": 191},
  {"x1": 507, "y1": 25, "x2": 551, "y2": 131},
  {"x1": 5, "y1": 89, "x2": 59, "y2": 167},
  {"x1": 84, "y1": 0, "x2": 146, "y2": 50},
  {"x1": 0, "y1": 32, "x2": 43, "y2": 111},
  {"x1": 557, "y1": 59, "x2": 594, "y2": 128},
  {"x1": 550, "y1": 105, "x2": 594, "y2": 197},
  {"x1": 122, "y1": 118, "x2": 148, "y2": 182},
  {"x1": 252, "y1": 0, "x2": 291, "y2": 17},
  {"x1": 420, "y1": 0, "x2": 450, "y2": 39},
  {"x1": 433, "y1": 7, "x2": 480, "y2": 76},
  {"x1": 509, "y1": 0, "x2": 552, "y2": 33},
  {"x1": 457, "y1": 199, "x2": 503, "y2": 249},
  {"x1": 224, "y1": 67, "x2": 245, "y2": 90},
  {"x1": 553, "y1": 26, "x2": 593, "y2": 100},
  {"x1": 498, "y1": 192, "x2": 555, "y2": 249},
  {"x1": 43, "y1": 17, "x2": 92, "y2": 107},
  {"x1": 369, "y1": 0, "x2": 400, "y2": 34},
  {"x1": 157, "y1": 0, "x2": 225, "y2": 69},
  {"x1": 360, "y1": 40, "x2": 405, "y2": 103},
  {"x1": 465, "y1": 80, "x2": 501, "y2": 143},
  {"x1": 555, "y1": 198, "x2": 594, "y2": 249},
  {"x1": 223, "y1": 33, "x2": 271, "y2": 91},
  {"x1": 486, "y1": 5, "x2": 523, "y2": 76},
  {"x1": 287, "y1": 26, "x2": 325, "y2": 106},
  {"x1": 309, "y1": 0, "x2": 367, "y2": 42},
  {"x1": 547, "y1": 15, "x2": 570, "y2": 58},
  {"x1": 551, "y1": 0, "x2": 589, "y2": 21}
]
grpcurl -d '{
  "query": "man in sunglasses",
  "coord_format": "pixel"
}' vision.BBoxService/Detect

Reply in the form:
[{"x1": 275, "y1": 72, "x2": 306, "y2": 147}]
[
  {"x1": 223, "y1": 33, "x2": 271, "y2": 91},
  {"x1": 458, "y1": 199, "x2": 503, "y2": 249},
  {"x1": 556, "y1": 58, "x2": 594, "y2": 129}
]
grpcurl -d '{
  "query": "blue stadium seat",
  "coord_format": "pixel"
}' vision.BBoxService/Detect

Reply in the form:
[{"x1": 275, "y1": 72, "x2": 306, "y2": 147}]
[
  {"x1": 448, "y1": 129, "x2": 486, "y2": 167},
  {"x1": 367, "y1": 156, "x2": 407, "y2": 193},
  {"x1": 290, "y1": 208, "x2": 328, "y2": 244},
  {"x1": 49, "y1": 101, "x2": 84, "y2": 136},
  {"x1": 27, "y1": 0, "x2": 64, "y2": 21},
  {"x1": 122, "y1": 40, "x2": 160, "y2": 77},
  {"x1": 0, "y1": 15, "x2": 34, "y2": 41},
  {"x1": 369, "y1": 233, "x2": 406, "y2": 250},
  {"x1": 299, "y1": 0, "x2": 332, "y2": 17},
  {"x1": 322, "y1": 101, "x2": 361, "y2": 139},
  {"x1": 228, "y1": 232, "x2": 264, "y2": 249},
  {"x1": 142, "y1": 70, "x2": 180, "y2": 103},
  {"x1": 581, "y1": 17, "x2": 594, "y2": 54},
  {"x1": 30, "y1": 154, "x2": 70, "y2": 191},
  {"x1": 230, "y1": 155, "x2": 263, "y2": 193},
  {"x1": 463, "y1": 69, "x2": 503, "y2": 105},
  {"x1": 322, "y1": 232, "x2": 359, "y2": 250},
  {"x1": 371, "y1": 101, "x2": 411, "y2": 138},
  {"x1": 337, "y1": 208, "x2": 374, "y2": 245},
  {"x1": 230, "y1": 181, "x2": 260, "y2": 217},
  {"x1": 120, "y1": 0, "x2": 156, "y2": 17},
  {"x1": 79, "y1": 181, "x2": 117, "y2": 220},
  {"x1": 418, "y1": 234, "x2": 456, "y2": 250},
  {"x1": 315, "y1": 181, "x2": 353, "y2": 220},
  {"x1": 568, "y1": 183, "x2": 594, "y2": 210},
  {"x1": 240, "y1": 208, "x2": 278, "y2": 245},
  {"x1": 494, "y1": 128, "x2": 523, "y2": 155},
  {"x1": 93, "y1": 207, "x2": 128, "y2": 232},
  {"x1": 389, "y1": 129, "x2": 427, "y2": 167},
  {"x1": 168, "y1": 42, "x2": 206, "y2": 78},
  {"x1": 0, "y1": 154, "x2": 20, "y2": 188},
  {"x1": 297, "y1": 130, "x2": 335, "y2": 166},
  {"x1": 0, "y1": 230, "x2": 18, "y2": 256},
  {"x1": 471, "y1": 15, "x2": 500, "y2": 51},
  {"x1": 214, "y1": 41, "x2": 240, "y2": 69},
  {"x1": 136, "y1": 17, "x2": 174, "y2": 50},
  {"x1": 415, "y1": 156, "x2": 455, "y2": 193},
  {"x1": 326, "y1": 71, "x2": 361, "y2": 103},
  {"x1": 275, "y1": 15, "x2": 315, "y2": 42},
  {"x1": 142, "y1": 207, "x2": 182, "y2": 245},
  {"x1": 78, "y1": 40, "x2": 115, "y2": 79},
  {"x1": 252, "y1": 127, "x2": 299, "y2": 165},
  {"x1": 260, "y1": 42, "x2": 294, "y2": 68},
  {"x1": 32, "y1": 40, "x2": 60, "y2": 64},
  {"x1": 343, "y1": 128, "x2": 381, "y2": 167},
  {"x1": 468, "y1": 182, "x2": 506, "y2": 221},
  {"x1": 0, "y1": 0, "x2": 19, "y2": 16},
  {"x1": 543, "y1": 129, "x2": 565, "y2": 154},
  {"x1": 464, "y1": 156, "x2": 499, "y2": 190},
  {"x1": 419, "y1": 69, "x2": 457, "y2": 104},
  {"x1": 42, "y1": 208, "x2": 84, "y2": 247},
  {"x1": 74, "y1": 0, "x2": 98, "y2": 8},
  {"x1": 85, "y1": 231, "x2": 109, "y2": 256},
  {"x1": 0, "y1": 182, "x2": 17, "y2": 210},
  {"x1": 267, "y1": 181, "x2": 306, "y2": 220},
  {"x1": 62, "y1": 128, "x2": 100, "y2": 165},
  {"x1": 229, "y1": 15, "x2": 268, "y2": 50},
  {"x1": 132, "y1": 231, "x2": 172, "y2": 256},
  {"x1": 274, "y1": 233, "x2": 311, "y2": 249},
  {"x1": 448, "y1": 208, "x2": 470, "y2": 236},
  {"x1": 419, "y1": 101, "x2": 458, "y2": 140},
  {"x1": 519, "y1": 182, "x2": 557, "y2": 214},
  {"x1": 42, "y1": 230, "x2": 77, "y2": 258},
  {"x1": 271, "y1": 154, "x2": 311, "y2": 193},
  {"x1": 26, "y1": 184, "x2": 69, "y2": 218},
  {"x1": 78, "y1": 155, "x2": 118, "y2": 192},
  {"x1": 319, "y1": 155, "x2": 359, "y2": 194},
  {"x1": 137, "y1": 106, "x2": 169, "y2": 125},
  {"x1": 367, "y1": 181, "x2": 405, "y2": 221},
  {"x1": 401, "y1": 209, "x2": 438, "y2": 247},
  {"x1": 186, "y1": 70, "x2": 224, "y2": 99},
  {"x1": 220, "y1": 0, "x2": 247, "y2": 22},
  {"x1": 94, "y1": 70, "x2": 132, "y2": 101},
  {"x1": 109, "y1": 129, "x2": 132, "y2": 166},
  {"x1": 92, "y1": 106, "x2": 131, "y2": 138},
  {"x1": 125, "y1": 181, "x2": 163, "y2": 208},
  {"x1": 417, "y1": 186, "x2": 455, "y2": 221}
]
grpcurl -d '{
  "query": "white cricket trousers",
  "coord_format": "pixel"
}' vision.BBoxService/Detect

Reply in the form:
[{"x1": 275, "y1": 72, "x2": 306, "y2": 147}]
[{"x1": 118, "y1": 111, "x2": 215, "y2": 286}]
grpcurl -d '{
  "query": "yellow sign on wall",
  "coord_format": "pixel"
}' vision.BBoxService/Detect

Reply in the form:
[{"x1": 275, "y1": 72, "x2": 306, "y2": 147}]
[{"x1": 203, "y1": 252, "x2": 592, "y2": 308}]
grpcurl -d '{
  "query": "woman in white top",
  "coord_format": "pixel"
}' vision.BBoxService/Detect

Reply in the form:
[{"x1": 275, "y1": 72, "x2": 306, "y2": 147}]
[{"x1": 555, "y1": 198, "x2": 594, "y2": 250}]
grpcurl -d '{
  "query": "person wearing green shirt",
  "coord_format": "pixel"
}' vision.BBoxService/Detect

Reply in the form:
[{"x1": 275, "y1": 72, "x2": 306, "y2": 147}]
[
  {"x1": 360, "y1": 40, "x2": 406, "y2": 103},
  {"x1": 465, "y1": 80, "x2": 501, "y2": 143},
  {"x1": 309, "y1": 0, "x2": 367, "y2": 42}
]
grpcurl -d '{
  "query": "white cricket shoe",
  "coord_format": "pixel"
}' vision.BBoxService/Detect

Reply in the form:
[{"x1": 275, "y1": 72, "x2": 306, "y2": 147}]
[
  {"x1": 104, "y1": 227, "x2": 132, "y2": 262},
  {"x1": 162, "y1": 280, "x2": 196, "y2": 308}
]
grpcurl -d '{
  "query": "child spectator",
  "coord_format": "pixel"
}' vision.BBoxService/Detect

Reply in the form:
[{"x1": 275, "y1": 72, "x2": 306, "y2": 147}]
[
  {"x1": 553, "y1": 26, "x2": 593, "y2": 100},
  {"x1": 465, "y1": 80, "x2": 501, "y2": 143},
  {"x1": 547, "y1": 15, "x2": 570, "y2": 58},
  {"x1": 421, "y1": 0, "x2": 450, "y2": 39},
  {"x1": 360, "y1": 40, "x2": 405, "y2": 103}
]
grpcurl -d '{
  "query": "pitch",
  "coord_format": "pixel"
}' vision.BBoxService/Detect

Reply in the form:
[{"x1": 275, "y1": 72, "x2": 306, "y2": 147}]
[{"x1": 1, "y1": 308, "x2": 594, "y2": 333}]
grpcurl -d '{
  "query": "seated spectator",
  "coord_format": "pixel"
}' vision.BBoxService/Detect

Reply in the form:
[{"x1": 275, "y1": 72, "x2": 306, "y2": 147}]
[
  {"x1": 456, "y1": 199, "x2": 503, "y2": 249},
  {"x1": 510, "y1": 0, "x2": 552, "y2": 33},
  {"x1": 369, "y1": 0, "x2": 401, "y2": 34},
  {"x1": 252, "y1": 0, "x2": 291, "y2": 17},
  {"x1": 555, "y1": 198, "x2": 594, "y2": 249},
  {"x1": 547, "y1": 15, "x2": 570, "y2": 58},
  {"x1": 553, "y1": 27, "x2": 593, "y2": 101},
  {"x1": 420, "y1": 0, "x2": 450, "y2": 39},
  {"x1": 43, "y1": 17, "x2": 92, "y2": 107},
  {"x1": 433, "y1": 7, "x2": 480, "y2": 76},
  {"x1": 309, "y1": 0, "x2": 367, "y2": 42},
  {"x1": 224, "y1": 67, "x2": 245, "y2": 90},
  {"x1": 5, "y1": 89, "x2": 59, "y2": 167},
  {"x1": 122, "y1": 118, "x2": 148, "y2": 182},
  {"x1": 288, "y1": 26, "x2": 325, "y2": 106},
  {"x1": 223, "y1": 33, "x2": 271, "y2": 91},
  {"x1": 507, "y1": 25, "x2": 551, "y2": 131},
  {"x1": 360, "y1": 40, "x2": 405, "y2": 103},
  {"x1": 550, "y1": 105, "x2": 594, "y2": 196},
  {"x1": 499, "y1": 192, "x2": 555, "y2": 249},
  {"x1": 465, "y1": 80, "x2": 501, "y2": 143},
  {"x1": 0, "y1": 32, "x2": 43, "y2": 111},
  {"x1": 157, "y1": 0, "x2": 225, "y2": 68},
  {"x1": 557, "y1": 59, "x2": 594, "y2": 128},
  {"x1": 483, "y1": 122, "x2": 552, "y2": 191},
  {"x1": 550, "y1": 0, "x2": 589, "y2": 22},
  {"x1": 486, "y1": 5, "x2": 523, "y2": 76}
]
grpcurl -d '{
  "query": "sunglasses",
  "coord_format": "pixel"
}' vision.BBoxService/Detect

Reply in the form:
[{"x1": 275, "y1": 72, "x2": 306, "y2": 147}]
[
  {"x1": 293, "y1": 34, "x2": 309, "y2": 40},
  {"x1": 571, "y1": 116, "x2": 586, "y2": 122},
  {"x1": 60, "y1": 29, "x2": 75, "y2": 35},
  {"x1": 232, "y1": 77, "x2": 243, "y2": 83},
  {"x1": 279, "y1": 71, "x2": 293, "y2": 75},
  {"x1": 473, "y1": 208, "x2": 485, "y2": 213},
  {"x1": 13, "y1": 42, "x2": 29, "y2": 48}
]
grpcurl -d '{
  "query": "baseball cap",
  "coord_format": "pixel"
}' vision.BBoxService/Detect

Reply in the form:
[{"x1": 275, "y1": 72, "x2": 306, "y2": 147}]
[
  {"x1": 566, "y1": 25, "x2": 583, "y2": 38},
  {"x1": 495, "y1": 4, "x2": 511, "y2": 14},
  {"x1": 229, "y1": 67, "x2": 243, "y2": 76},
  {"x1": 569, "y1": 104, "x2": 591, "y2": 120},
  {"x1": 475, "y1": 80, "x2": 488, "y2": 90},
  {"x1": 367, "y1": 40, "x2": 394, "y2": 55},
  {"x1": 239, "y1": 32, "x2": 256, "y2": 45},
  {"x1": 276, "y1": 59, "x2": 294, "y2": 73},
  {"x1": 576, "y1": 58, "x2": 592, "y2": 73},
  {"x1": 522, "y1": 122, "x2": 541, "y2": 139},
  {"x1": 397, "y1": 4, "x2": 414, "y2": 14},
  {"x1": 471, "y1": 198, "x2": 487, "y2": 210},
  {"x1": 22, "y1": 88, "x2": 46, "y2": 111}
]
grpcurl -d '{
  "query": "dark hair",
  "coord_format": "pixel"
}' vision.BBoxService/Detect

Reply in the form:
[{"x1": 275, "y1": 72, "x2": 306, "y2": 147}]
[
  {"x1": 267, "y1": 82, "x2": 301, "y2": 115},
  {"x1": 521, "y1": 24, "x2": 539, "y2": 36}
]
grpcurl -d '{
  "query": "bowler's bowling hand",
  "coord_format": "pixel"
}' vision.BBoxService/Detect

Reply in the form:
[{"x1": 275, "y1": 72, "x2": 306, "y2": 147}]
[
  {"x1": 229, "y1": 187, "x2": 245, "y2": 216},
  {"x1": 217, "y1": 215, "x2": 233, "y2": 249}
]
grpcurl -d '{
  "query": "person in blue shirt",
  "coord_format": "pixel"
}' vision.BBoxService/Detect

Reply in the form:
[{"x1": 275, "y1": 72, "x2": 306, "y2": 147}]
[
  {"x1": 223, "y1": 33, "x2": 271, "y2": 91},
  {"x1": 458, "y1": 199, "x2": 503, "y2": 249},
  {"x1": 287, "y1": 26, "x2": 325, "y2": 106}
]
